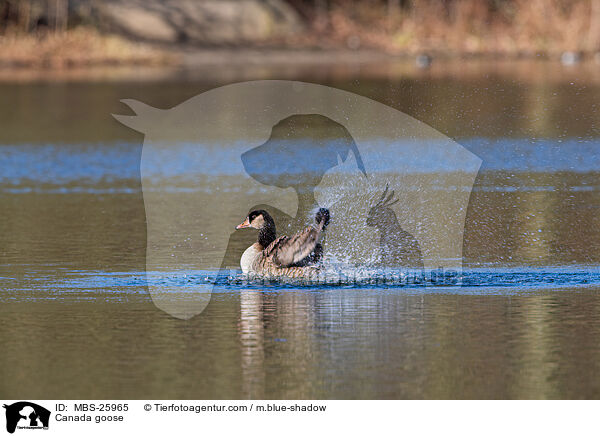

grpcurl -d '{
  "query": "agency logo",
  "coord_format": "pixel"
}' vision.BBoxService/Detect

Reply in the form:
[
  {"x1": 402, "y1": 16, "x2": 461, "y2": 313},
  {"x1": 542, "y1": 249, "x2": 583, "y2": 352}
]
[
  {"x1": 3, "y1": 402, "x2": 50, "y2": 434},
  {"x1": 114, "y1": 80, "x2": 481, "y2": 319}
]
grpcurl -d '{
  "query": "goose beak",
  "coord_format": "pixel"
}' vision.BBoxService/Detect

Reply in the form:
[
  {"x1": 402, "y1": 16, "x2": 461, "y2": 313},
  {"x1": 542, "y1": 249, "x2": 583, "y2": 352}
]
[{"x1": 236, "y1": 217, "x2": 251, "y2": 230}]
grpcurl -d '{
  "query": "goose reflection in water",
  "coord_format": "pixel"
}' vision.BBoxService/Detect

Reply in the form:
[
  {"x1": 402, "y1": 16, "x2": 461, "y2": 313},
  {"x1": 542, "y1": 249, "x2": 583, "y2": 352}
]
[{"x1": 227, "y1": 114, "x2": 367, "y2": 396}]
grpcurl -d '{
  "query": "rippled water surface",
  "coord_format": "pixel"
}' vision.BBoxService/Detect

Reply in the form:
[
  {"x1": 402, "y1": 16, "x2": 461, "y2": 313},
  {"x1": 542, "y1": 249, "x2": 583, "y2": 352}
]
[{"x1": 2, "y1": 61, "x2": 600, "y2": 399}]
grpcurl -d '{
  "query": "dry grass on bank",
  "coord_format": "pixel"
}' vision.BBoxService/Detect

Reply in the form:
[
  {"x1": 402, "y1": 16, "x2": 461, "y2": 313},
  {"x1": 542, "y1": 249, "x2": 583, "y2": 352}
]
[
  {"x1": 1, "y1": 0, "x2": 599, "y2": 67},
  {"x1": 0, "y1": 27, "x2": 175, "y2": 68},
  {"x1": 288, "y1": 0, "x2": 600, "y2": 57}
]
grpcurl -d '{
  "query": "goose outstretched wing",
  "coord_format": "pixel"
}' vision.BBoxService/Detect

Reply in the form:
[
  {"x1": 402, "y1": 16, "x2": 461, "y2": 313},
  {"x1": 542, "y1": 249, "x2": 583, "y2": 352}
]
[{"x1": 266, "y1": 226, "x2": 322, "y2": 268}]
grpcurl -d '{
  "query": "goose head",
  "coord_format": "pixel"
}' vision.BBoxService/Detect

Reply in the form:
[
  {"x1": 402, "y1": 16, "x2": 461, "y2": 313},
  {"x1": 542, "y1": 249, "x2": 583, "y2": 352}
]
[
  {"x1": 236, "y1": 210, "x2": 276, "y2": 248},
  {"x1": 236, "y1": 210, "x2": 272, "y2": 230}
]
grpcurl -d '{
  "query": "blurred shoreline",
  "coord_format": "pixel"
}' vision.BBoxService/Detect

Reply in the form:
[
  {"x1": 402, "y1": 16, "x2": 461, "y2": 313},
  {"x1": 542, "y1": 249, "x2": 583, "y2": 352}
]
[
  {"x1": 1, "y1": 0, "x2": 600, "y2": 74},
  {"x1": 2, "y1": 28, "x2": 600, "y2": 69},
  {"x1": 1, "y1": 49, "x2": 599, "y2": 85}
]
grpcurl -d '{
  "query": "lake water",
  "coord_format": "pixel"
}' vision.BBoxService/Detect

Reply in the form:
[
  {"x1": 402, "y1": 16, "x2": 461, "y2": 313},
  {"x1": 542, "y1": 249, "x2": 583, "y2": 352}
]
[{"x1": 2, "y1": 60, "x2": 600, "y2": 399}]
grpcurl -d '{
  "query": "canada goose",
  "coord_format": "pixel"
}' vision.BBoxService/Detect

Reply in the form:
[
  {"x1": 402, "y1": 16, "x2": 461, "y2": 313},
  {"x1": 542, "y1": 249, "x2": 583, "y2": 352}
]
[{"x1": 235, "y1": 208, "x2": 330, "y2": 278}]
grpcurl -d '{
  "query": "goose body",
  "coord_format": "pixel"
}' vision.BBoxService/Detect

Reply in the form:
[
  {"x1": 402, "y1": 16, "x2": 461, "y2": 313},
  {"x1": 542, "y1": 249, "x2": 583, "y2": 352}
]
[
  {"x1": 240, "y1": 243, "x2": 262, "y2": 274},
  {"x1": 236, "y1": 209, "x2": 330, "y2": 279}
]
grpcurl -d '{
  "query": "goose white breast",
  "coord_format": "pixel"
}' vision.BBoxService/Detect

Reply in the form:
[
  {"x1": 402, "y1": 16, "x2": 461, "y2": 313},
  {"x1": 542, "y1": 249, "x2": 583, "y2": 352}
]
[{"x1": 240, "y1": 243, "x2": 261, "y2": 274}]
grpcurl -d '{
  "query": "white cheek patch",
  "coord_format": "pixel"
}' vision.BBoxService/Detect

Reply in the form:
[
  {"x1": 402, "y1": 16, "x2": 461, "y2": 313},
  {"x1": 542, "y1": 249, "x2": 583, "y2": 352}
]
[{"x1": 251, "y1": 215, "x2": 265, "y2": 229}]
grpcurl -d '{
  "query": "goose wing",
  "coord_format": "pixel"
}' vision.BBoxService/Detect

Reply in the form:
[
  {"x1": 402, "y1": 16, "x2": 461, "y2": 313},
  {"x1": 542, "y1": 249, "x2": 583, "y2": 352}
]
[{"x1": 265, "y1": 226, "x2": 322, "y2": 268}]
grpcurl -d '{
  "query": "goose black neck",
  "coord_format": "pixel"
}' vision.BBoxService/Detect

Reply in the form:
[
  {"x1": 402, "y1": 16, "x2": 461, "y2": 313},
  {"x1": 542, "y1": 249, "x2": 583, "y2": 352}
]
[{"x1": 258, "y1": 215, "x2": 276, "y2": 248}]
